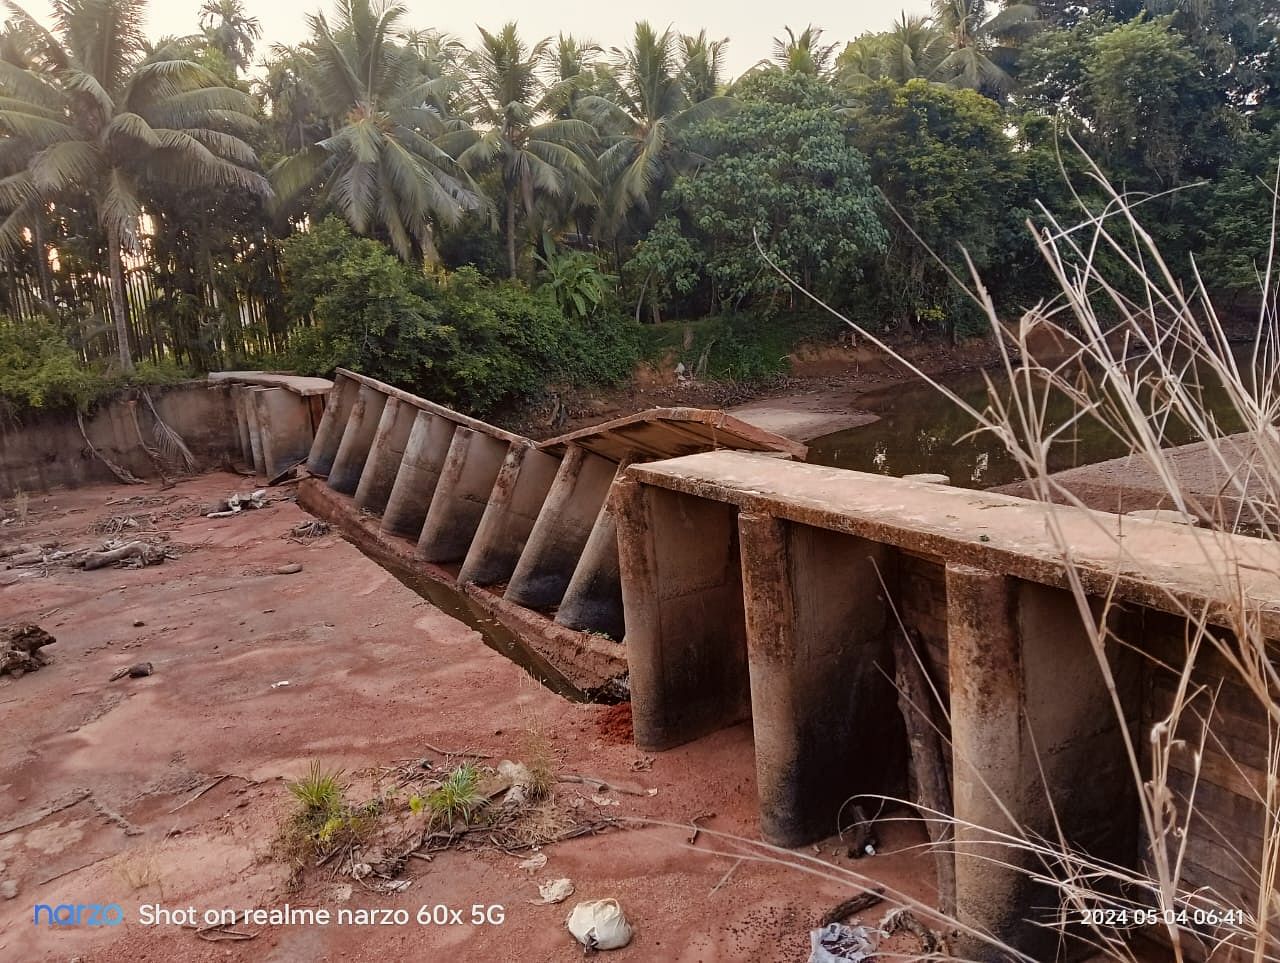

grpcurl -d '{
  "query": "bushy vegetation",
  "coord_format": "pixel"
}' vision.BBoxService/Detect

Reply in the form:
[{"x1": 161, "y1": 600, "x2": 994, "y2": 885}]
[
  {"x1": 0, "y1": 315, "x2": 190, "y2": 413},
  {"x1": 0, "y1": 0, "x2": 1275, "y2": 411},
  {"x1": 280, "y1": 219, "x2": 640, "y2": 415}
]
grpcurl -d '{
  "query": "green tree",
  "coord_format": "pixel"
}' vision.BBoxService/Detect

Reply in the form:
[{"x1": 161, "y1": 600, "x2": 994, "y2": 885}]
[
  {"x1": 269, "y1": 0, "x2": 479, "y2": 263},
  {"x1": 445, "y1": 23, "x2": 597, "y2": 278},
  {"x1": 845, "y1": 79, "x2": 1029, "y2": 337},
  {"x1": 768, "y1": 25, "x2": 838, "y2": 77},
  {"x1": 931, "y1": 0, "x2": 1040, "y2": 96},
  {"x1": 578, "y1": 22, "x2": 734, "y2": 232},
  {"x1": 667, "y1": 99, "x2": 887, "y2": 309},
  {"x1": 0, "y1": 0, "x2": 268, "y2": 371},
  {"x1": 680, "y1": 30, "x2": 728, "y2": 103},
  {"x1": 838, "y1": 15, "x2": 947, "y2": 87},
  {"x1": 199, "y1": 0, "x2": 261, "y2": 75},
  {"x1": 1087, "y1": 15, "x2": 1233, "y2": 185}
]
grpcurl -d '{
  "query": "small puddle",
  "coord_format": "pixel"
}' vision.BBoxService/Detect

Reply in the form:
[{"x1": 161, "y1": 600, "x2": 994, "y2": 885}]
[{"x1": 347, "y1": 546, "x2": 597, "y2": 704}]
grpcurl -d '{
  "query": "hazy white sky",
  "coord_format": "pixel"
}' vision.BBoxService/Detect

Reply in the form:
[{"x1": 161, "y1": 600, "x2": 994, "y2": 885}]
[{"x1": 21, "y1": 0, "x2": 934, "y2": 78}]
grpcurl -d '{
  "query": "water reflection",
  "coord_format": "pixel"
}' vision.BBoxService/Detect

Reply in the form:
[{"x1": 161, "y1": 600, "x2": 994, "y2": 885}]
[{"x1": 807, "y1": 356, "x2": 1253, "y2": 490}]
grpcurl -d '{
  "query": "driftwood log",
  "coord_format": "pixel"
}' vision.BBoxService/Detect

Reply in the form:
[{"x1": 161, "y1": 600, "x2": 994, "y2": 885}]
[
  {"x1": 892, "y1": 629, "x2": 956, "y2": 917},
  {"x1": 83, "y1": 541, "x2": 164, "y2": 570},
  {"x1": 1, "y1": 624, "x2": 56, "y2": 677}
]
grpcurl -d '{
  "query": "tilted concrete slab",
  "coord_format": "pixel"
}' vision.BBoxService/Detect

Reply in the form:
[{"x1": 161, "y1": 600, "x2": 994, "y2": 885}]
[
  {"x1": 540, "y1": 407, "x2": 807, "y2": 462},
  {"x1": 626, "y1": 450, "x2": 1280, "y2": 637},
  {"x1": 208, "y1": 370, "x2": 334, "y2": 396}
]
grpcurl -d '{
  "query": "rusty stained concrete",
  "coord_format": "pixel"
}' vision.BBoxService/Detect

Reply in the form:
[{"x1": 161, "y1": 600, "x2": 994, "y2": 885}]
[{"x1": 624, "y1": 451, "x2": 1280, "y2": 639}]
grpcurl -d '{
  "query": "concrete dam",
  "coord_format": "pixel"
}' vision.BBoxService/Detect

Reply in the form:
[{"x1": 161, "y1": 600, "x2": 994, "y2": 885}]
[{"x1": 219, "y1": 369, "x2": 1280, "y2": 959}]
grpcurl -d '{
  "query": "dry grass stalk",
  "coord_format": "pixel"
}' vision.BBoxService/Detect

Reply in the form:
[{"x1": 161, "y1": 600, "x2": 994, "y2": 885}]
[{"x1": 756, "y1": 142, "x2": 1280, "y2": 960}]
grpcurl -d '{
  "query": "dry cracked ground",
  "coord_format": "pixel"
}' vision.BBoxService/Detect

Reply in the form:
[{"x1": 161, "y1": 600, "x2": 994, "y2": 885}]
[{"x1": 0, "y1": 471, "x2": 936, "y2": 962}]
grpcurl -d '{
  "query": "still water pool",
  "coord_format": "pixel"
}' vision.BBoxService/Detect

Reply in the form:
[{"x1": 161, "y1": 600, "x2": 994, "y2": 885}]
[{"x1": 806, "y1": 359, "x2": 1252, "y2": 490}]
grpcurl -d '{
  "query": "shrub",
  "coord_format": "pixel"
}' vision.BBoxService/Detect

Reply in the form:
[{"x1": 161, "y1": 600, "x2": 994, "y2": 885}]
[
  {"x1": 0, "y1": 315, "x2": 100, "y2": 410},
  {"x1": 0, "y1": 316, "x2": 190, "y2": 413},
  {"x1": 281, "y1": 219, "x2": 642, "y2": 415}
]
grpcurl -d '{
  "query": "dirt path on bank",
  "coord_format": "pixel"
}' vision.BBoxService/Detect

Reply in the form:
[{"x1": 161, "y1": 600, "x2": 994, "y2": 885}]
[
  {"x1": 0, "y1": 473, "x2": 935, "y2": 962},
  {"x1": 509, "y1": 336, "x2": 1011, "y2": 444}
]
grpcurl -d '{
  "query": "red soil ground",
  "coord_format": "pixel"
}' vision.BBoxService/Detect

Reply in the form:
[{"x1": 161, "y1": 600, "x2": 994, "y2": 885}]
[{"x1": 1, "y1": 472, "x2": 936, "y2": 962}]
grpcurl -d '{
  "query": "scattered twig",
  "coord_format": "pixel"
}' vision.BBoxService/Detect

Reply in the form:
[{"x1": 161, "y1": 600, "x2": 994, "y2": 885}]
[
  {"x1": 687, "y1": 810, "x2": 715, "y2": 845},
  {"x1": 422, "y1": 742, "x2": 493, "y2": 759},
  {"x1": 709, "y1": 856, "x2": 744, "y2": 895},
  {"x1": 168, "y1": 774, "x2": 257, "y2": 813},
  {"x1": 0, "y1": 788, "x2": 92, "y2": 835},
  {"x1": 820, "y1": 887, "x2": 885, "y2": 927},
  {"x1": 38, "y1": 853, "x2": 113, "y2": 886},
  {"x1": 190, "y1": 921, "x2": 257, "y2": 942}
]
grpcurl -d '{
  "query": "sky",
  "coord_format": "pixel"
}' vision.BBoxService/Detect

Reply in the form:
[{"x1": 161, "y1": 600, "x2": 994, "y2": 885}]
[{"x1": 21, "y1": 0, "x2": 935, "y2": 78}]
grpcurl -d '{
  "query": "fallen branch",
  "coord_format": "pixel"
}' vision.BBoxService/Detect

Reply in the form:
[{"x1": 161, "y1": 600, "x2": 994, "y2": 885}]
[
  {"x1": 558, "y1": 774, "x2": 651, "y2": 797},
  {"x1": 77, "y1": 411, "x2": 142, "y2": 485},
  {"x1": 687, "y1": 810, "x2": 715, "y2": 845},
  {"x1": 83, "y1": 541, "x2": 163, "y2": 570},
  {"x1": 820, "y1": 886, "x2": 885, "y2": 927}
]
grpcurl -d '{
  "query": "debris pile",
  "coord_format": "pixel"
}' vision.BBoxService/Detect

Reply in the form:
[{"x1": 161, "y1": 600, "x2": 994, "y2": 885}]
[
  {"x1": 279, "y1": 751, "x2": 633, "y2": 902},
  {"x1": 0, "y1": 624, "x2": 55, "y2": 678},
  {"x1": 286, "y1": 519, "x2": 330, "y2": 541},
  {"x1": 4, "y1": 534, "x2": 178, "y2": 575},
  {"x1": 207, "y1": 490, "x2": 268, "y2": 518}
]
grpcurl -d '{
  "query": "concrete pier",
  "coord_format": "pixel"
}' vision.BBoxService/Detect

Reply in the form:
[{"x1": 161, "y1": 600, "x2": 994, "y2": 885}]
[
  {"x1": 381, "y1": 411, "x2": 456, "y2": 538},
  {"x1": 354, "y1": 397, "x2": 416, "y2": 513},
  {"x1": 327, "y1": 385, "x2": 387, "y2": 494},
  {"x1": 553, "y1": 460, "x2": 634, "y2": 641},
  {"x1": 505, "y1": 445, "x2": 619, "y2": 610},
  {"x1": 613, "y1": 474, "x2": 751, "y2": 750},
  {"x1": 738, "y1": 513, "x2": 903, "y2": 847},
  {"x1": 458, "y1": 444, "x2": 561, "y2": 586},
  {"x1": 416, "y1": 428, "x2": 508, "y2": 563},
  {"x1": 244, "y1": 388, "x2": 266, "y2": 475},
  {"x1": 231, "y1": 386, "x2": 253, "y2": 465},
  {"x1": 306, "y1": 375, "x2": 357, "y2": 476},
  {"x1": 947, "y1": 565, "x2": 1135, "y2": 960},
  {"x1": 252, "y1": 386, "x2": 315, "y2": 479}
]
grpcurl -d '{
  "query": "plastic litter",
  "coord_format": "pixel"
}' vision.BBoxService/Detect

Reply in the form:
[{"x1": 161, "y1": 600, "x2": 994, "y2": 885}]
[
  {"x1": 808, "y1": 922, "x2": 878, "y2": 963},
  {"x1": 566, "y1": 898, "x2": 633, "y2": 950},
  {"x1": 517, "y1": 852, "x2": 547, "y2": 872},
  {"x1": 530, "y1": 878, "x2": 574, "y2": 905}
]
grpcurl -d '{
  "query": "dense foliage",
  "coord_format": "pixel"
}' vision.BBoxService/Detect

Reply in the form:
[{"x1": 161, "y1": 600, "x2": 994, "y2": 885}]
[
  {"x1": 0, "y1": 0, "x2": 1277, "y2": 410},
  {"x1": 281, "y1": 218, "x2": 638, "y2": 414}
]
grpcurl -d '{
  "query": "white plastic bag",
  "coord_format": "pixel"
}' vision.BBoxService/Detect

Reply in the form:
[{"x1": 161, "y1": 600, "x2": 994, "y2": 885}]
[{"x1": 566, "y1": 898, "x2": 633, "y2": 950}]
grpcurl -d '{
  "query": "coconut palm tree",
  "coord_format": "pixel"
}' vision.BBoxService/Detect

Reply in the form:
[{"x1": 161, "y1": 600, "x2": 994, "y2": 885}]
[
  {"x1": 680, "y1": 30, "x2": 729, "y2": 103},
  {"x1": 770, "y1": 24, "x2": 839, "y2": 77},
  {"x1": 931, "y1": 0, "x2": 1039, "y2": 96},
  {"x1": 541, "y1": 33, "x2": 602, "y2": 120},
  {"x1": 840, "y1": 14, "x2": 947, "y2": 86},
  {"x1": 577, "y1": 22, "x2": 734, "y2": 233},
  {"x1": 269, "y1": 0, "x2": 479, "y2": 263},
  {"x1": 443, "y1": 23, "x2": 597, "y2": 277},
  {"x1": 258, "y1": 44, "x2": 325, "y2": 152},
  {"x1": 0, "y1": 0, "x2": 269, "y2": 371},
  {"x1": 199, "y1": 0, "x2": 261, "y2": 75}
]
